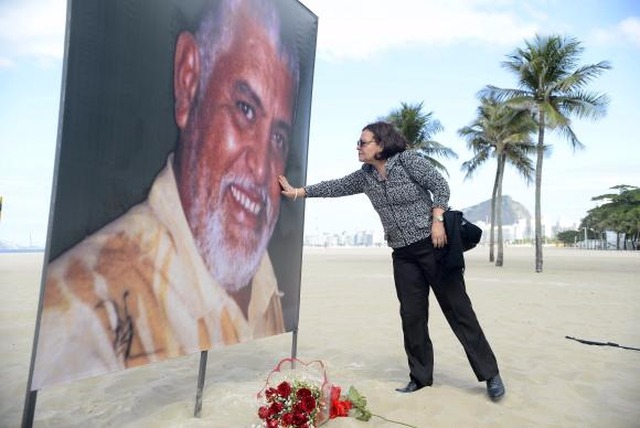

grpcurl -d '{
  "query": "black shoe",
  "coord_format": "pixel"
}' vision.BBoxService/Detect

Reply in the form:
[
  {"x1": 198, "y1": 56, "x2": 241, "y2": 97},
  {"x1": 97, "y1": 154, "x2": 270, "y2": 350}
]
[
  {"x1": 395, "y1": 380, "x2": 424, "y2": 393},
  {"x1": 486, "y1": 374, "x2": 505, "y2": 401}
]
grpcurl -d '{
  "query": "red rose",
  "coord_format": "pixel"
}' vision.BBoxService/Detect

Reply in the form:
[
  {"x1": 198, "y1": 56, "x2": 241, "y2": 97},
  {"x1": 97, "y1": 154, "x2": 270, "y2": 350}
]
[
  {"x1": 269, "y1": 401, "x2": 284, "y2": 415},
  {"x1": 340, "y1": 400, "x2": 352, "y2": 415},
  {"x1": 257, "y1": 405, "x2": 270, "y2": 420},
  {"x1": 300, "y1": 395, "x2": 316, "y2": 412},
  {"x1": 266, "y1": 419, "x2": 279, "y2": 428},
  {"x1": 296, "y1": 387, "x2": 312, "y2": 399},
  {"x1": 330, "y1": 385, "x2": 341, "y2": 402},
  {"x1": 265, "y1": 387, "x2": 278, "y2": 401},
  {"x1": 330, "y1": 397, "x2": 352, "y2": 418},
  {"x1": 277, "y1": 381, "x2": 292, "y2": 397},
  {"x1": 293, "y1": 402, "x2": 308, "y2": 416},
  {"x1": 292, "y1": 411, "x2": 308, "y2": 426},
  {"x1": 282, "y1": 412, "x2": 295, "y2": 425}
]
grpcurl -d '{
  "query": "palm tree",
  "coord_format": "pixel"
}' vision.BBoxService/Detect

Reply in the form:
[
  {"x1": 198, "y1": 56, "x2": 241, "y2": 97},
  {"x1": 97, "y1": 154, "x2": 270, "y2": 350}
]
[
  {"x1": 459, "y1": 96, "x2": 537, "y2": 266},
  {"x1": 479, "y1": 34, "x2": 611, "y2": 272},
  {"x1": 385, "y1": 102, "x2": 458, "y2": 176}
]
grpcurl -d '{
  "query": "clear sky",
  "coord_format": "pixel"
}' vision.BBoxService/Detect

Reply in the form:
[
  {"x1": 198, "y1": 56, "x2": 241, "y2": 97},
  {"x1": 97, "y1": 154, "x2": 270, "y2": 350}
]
[{"x1": 1, "y1": 0, "x2": 639, "y2": 247}]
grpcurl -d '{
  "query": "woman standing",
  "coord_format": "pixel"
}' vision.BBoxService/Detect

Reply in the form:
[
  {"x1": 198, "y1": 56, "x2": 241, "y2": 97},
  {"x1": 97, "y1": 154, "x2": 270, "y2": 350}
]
[{"x1": 278, "y1": 121, "x2": 505, "y2": 400}]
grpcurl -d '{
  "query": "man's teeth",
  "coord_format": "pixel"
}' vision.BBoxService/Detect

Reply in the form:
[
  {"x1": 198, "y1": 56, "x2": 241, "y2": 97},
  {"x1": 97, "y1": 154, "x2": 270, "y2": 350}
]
[{"x1": 230, "y1": 186, "x2": 260, "y2": 215}]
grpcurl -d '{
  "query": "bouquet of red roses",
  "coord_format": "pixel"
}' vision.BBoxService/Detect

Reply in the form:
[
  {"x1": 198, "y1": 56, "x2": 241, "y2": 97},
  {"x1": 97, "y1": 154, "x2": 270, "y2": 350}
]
[
  {"x1": 258, "y1": 379, "x2": 326, "y2": 427},
  {"x1": 257, "y1": 358, "x2": 375, "y2": 428},
  {"x1": 257, "y1": 358, "x2": 331, "y2": 427}
]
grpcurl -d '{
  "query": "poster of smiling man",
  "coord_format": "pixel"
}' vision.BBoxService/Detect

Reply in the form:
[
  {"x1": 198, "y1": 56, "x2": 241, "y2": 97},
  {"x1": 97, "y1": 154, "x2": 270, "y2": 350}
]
[{"x1": 28, "y1": 0, "x2": 317, "y2": 390}]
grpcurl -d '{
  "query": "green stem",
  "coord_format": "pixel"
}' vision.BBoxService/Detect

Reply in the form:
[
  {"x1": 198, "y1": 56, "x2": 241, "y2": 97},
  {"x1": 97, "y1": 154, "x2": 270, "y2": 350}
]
[{"x1": 371, "y1": 413, "x2": 418, "y2": 428}]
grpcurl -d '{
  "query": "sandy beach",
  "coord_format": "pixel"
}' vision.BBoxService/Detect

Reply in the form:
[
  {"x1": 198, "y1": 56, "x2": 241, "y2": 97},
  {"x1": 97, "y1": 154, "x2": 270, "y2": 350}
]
[{"x1": 1, "y1": 246, "x2": 639, "y2": 427}]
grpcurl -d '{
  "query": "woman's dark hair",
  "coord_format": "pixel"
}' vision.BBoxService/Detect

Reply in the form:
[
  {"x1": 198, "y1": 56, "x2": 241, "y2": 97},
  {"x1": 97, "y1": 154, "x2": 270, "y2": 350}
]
[{"x1": 362, "y1": 121, "x2": 408, "y2": 160}]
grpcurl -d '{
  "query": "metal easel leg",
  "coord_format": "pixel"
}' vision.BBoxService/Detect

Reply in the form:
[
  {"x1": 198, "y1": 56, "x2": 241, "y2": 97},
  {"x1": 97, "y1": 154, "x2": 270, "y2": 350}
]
[
  {"x1": 21, "y1": 389, "x2": 37, "y2": 428},
  {"x1": 193, "y1": 350, "x2": 208, "y2": 418}
]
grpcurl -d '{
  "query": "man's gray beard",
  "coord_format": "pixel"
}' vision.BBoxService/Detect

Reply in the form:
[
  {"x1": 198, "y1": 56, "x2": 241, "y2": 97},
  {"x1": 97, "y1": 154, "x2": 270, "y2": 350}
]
[{"x1": 192, "y1": 199, "x2": 274, "y2": 294}]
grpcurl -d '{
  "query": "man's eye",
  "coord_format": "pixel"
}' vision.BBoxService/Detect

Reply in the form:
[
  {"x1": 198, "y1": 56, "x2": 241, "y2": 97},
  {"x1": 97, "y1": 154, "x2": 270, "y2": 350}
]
[
  {"x1": 236, "y1": 101, "x2": 255, "y2": 121},
  {"x1": 272, "y1": 132, "x2": 288, "y2": 153}
]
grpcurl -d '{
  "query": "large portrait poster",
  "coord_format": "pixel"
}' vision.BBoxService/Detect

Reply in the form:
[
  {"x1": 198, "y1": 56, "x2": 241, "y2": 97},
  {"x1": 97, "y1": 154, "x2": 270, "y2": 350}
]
[{"x1": 29, "y1": 0, "x2": 317, "y2": 390}]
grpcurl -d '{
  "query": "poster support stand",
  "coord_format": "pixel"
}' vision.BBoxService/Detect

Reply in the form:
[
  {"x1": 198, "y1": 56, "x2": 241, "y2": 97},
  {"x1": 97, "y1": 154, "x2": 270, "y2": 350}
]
[
  {"x1": 21, "y1": 389, "x2": 37, "y2": 428},
  {"x1": 193, "y1": 350, "x2": 208, "y2": 418},
  {"x1": 291, "y1": 328, "x2": 298, "y2": 359},
  {"x1": 192, "y1": 329, "x2": 299, "y2": 418}
]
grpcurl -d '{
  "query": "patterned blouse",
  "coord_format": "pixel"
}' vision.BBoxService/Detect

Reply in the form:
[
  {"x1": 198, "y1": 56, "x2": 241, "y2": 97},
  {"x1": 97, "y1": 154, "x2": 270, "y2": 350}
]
[{"x1": 304, "y1": 150, "x2": 450, "y2": 248}]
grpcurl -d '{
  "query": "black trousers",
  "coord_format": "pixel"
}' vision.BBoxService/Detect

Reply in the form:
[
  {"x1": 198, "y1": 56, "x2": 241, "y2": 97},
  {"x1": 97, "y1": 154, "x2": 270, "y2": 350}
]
[{"x1": 392, "y1": 238, "x2": 499, "y2": 386}]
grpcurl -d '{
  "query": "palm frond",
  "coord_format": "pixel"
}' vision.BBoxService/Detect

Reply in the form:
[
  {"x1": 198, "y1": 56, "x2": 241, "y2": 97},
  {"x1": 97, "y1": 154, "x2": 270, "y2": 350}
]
[
  {"x1": 556, "y1": 91, "x2": 610, "y2": 120},
  {"x1": 385, "y1": 101, "x2": 457, "y2": 176},
  {"x1": 458, "y1": 95, "x2": 536, "y2": 183},
  {"x1": 489, "y1": 33, "x2": 610, "y2": 153}
]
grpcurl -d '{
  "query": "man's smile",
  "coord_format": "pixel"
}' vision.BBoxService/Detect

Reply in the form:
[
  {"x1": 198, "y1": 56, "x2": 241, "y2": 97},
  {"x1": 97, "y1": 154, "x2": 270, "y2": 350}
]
[{"x1": 228, "y1": 182, "x2": 263, "y2": 217}]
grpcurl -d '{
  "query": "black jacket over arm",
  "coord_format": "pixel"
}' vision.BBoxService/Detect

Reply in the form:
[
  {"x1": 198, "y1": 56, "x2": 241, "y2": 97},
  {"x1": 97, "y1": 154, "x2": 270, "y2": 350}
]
[{"x1": 437, "y1": 210, "x2": 465, "y2": 271}]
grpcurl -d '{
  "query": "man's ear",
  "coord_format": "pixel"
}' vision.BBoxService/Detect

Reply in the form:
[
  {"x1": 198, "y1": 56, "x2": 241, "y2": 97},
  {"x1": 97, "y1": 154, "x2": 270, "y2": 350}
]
[{"x1": 174, "y1": 32, "x2": 200, "y2": 129}]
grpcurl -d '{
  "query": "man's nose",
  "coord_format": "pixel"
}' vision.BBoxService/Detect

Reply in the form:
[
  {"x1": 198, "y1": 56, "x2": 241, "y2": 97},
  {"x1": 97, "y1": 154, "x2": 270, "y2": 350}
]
[{"x1": 246, "y1": 129, "x2": 271, "y2": 183}]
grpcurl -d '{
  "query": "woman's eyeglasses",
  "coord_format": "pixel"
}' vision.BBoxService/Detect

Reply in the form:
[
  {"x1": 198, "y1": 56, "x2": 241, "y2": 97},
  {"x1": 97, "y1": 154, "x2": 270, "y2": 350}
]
[{"x1": 356, "y1": 139, "x2": 376, "y2": 148}]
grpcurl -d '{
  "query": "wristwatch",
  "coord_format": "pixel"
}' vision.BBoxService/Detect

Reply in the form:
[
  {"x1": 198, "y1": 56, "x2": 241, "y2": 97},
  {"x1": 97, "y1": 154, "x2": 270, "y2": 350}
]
[{"x1": 433, "y1": 215, "x2": 444, "y2": 222}]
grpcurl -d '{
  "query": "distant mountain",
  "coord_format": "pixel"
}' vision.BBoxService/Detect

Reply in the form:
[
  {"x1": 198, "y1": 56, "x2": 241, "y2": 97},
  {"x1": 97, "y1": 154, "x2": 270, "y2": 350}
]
[
  {"x1": 0, "y1": 240, "x2": 44, "y2": 253},
  {"x1": 459, "y1": 195, "x2": 531, "y2": 225},
  {"x1": 0, "y1": 240, "x2": 16, "y2": 250}
]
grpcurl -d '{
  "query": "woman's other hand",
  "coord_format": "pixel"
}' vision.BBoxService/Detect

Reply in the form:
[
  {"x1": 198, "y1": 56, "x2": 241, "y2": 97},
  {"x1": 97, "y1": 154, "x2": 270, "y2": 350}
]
[{"x1": 431, "y1": 220, "x2": 447, "y2": 248}]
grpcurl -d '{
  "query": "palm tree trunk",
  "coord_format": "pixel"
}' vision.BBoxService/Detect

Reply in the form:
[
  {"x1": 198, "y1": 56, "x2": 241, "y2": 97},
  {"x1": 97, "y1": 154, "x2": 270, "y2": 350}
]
[
  {"x1": 489, "y1": 165, "x2": 500, "y2": 262},
  {"x1": 535, "y1": 111, "x2": 545, "y2": 272},
  {"x1": 496, "y1": 154, "x2": 506, "y2": 267}
]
